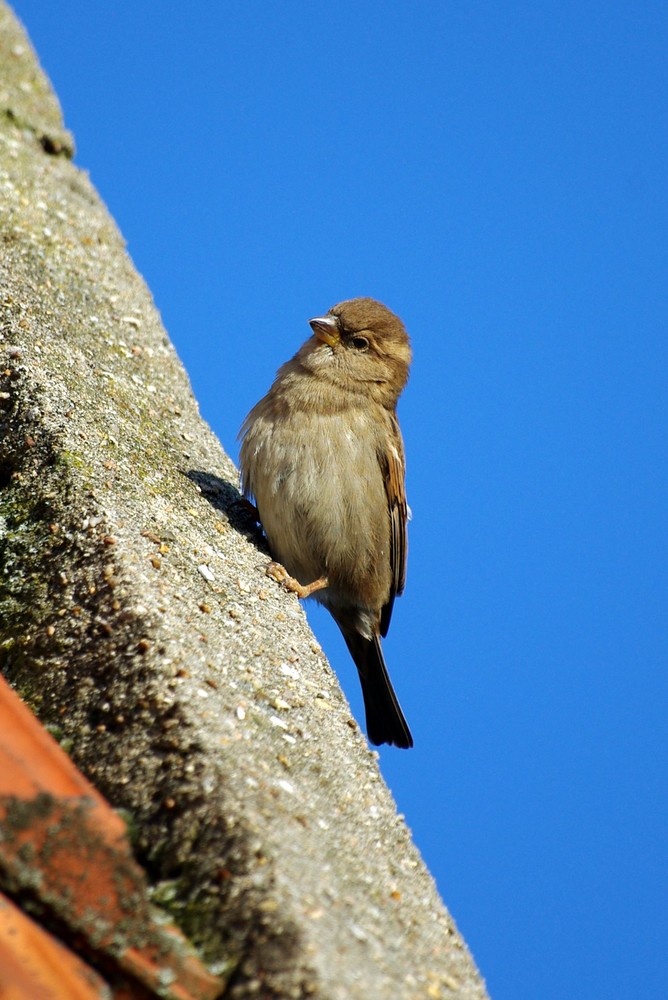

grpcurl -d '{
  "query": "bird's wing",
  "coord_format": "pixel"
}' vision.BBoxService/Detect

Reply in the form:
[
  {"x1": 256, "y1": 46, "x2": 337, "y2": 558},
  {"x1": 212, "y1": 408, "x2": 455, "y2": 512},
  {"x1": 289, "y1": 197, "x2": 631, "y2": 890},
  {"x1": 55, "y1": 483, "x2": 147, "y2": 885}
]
[{"x1": 379, "y1": 411, "x2": 408, "y2": 638}]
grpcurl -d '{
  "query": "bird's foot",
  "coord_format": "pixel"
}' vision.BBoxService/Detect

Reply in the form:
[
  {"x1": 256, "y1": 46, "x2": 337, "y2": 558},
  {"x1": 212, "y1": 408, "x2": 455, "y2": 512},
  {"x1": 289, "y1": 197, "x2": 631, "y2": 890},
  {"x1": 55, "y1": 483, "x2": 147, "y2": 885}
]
[{"x1": 266, "y1": 562, "x2": 329, "y2": 599}]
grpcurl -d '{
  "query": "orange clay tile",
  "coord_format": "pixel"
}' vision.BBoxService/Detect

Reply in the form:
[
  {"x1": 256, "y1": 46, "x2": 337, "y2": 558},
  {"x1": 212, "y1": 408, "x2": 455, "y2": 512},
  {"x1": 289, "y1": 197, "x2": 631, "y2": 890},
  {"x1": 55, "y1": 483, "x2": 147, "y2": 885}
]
[
  {"x1": 0, "y1": 891, "x2": 109, "y2": 1000},
  {"x1": 0, "y1": 676, "x2": 223, "y2": 1000}
]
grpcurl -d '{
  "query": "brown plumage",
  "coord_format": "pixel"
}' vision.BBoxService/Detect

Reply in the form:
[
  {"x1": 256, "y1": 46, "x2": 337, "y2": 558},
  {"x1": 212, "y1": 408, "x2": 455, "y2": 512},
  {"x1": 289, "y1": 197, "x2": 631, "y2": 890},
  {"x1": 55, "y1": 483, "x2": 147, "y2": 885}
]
[{"x1": 239, "y1": 297, "x2": 413, "y2": 748}]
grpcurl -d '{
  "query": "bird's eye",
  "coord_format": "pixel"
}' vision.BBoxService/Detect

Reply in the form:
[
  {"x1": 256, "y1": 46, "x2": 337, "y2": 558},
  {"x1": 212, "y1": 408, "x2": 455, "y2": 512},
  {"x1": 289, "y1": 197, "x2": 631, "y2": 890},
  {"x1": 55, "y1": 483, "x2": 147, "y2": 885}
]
[{"x1": 351, "y1": 335, "x2": 369, "y2": 351}]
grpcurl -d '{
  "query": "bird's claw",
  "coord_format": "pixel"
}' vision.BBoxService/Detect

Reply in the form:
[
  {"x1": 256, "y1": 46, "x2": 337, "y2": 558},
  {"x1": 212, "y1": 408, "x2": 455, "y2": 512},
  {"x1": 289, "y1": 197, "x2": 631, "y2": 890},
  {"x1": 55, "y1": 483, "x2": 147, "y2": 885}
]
[{"x1": 265, "y1": 562, "x2": 329, "y2": 599}]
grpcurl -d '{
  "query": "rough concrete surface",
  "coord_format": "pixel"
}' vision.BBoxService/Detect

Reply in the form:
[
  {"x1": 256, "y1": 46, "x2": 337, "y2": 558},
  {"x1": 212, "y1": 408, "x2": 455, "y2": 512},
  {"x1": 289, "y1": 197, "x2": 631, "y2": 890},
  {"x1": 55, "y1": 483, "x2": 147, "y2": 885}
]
[{"x1": 0, "y1": 5, "x2": 489, "y2": 998}]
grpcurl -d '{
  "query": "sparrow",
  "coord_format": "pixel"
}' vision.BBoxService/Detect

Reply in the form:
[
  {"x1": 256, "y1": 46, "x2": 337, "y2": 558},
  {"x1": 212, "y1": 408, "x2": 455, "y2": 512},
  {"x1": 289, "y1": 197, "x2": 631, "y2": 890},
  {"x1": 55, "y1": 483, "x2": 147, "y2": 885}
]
[{"x1": 239, "y1": 297, "x2": 413, "y2": 749}]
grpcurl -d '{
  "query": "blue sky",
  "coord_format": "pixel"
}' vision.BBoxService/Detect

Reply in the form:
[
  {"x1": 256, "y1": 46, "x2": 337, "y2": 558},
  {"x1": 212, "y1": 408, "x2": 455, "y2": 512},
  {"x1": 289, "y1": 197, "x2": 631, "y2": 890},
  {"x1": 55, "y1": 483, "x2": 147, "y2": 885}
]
[{"x1": 11, "y1": 2, "x2": 667, "y2": 997}]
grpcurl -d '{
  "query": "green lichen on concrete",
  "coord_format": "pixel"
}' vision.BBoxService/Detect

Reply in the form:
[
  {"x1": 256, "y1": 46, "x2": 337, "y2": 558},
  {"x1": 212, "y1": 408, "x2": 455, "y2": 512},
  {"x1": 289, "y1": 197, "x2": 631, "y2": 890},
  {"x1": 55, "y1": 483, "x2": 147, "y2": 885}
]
[
  {"x1": 0, "y1": 366, "x2": 75, "y2": 684},
  {"x1": 0, "y1": 497, "x2": 61, "y2": 663},
  {"x1": 149, "y1": 878, "x2": 240, "y2": 982},
  {"x1": 0, "y1": 4, "x2": 74, "y2": 156}
]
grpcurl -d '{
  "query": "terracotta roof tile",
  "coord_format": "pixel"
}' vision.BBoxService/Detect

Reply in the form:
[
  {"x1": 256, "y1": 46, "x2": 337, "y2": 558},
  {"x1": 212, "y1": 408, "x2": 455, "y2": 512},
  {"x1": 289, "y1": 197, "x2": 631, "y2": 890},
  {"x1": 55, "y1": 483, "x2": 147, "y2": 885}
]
[{"x1": 0, "y1": 677, "x2": 223, "y2": 1000}]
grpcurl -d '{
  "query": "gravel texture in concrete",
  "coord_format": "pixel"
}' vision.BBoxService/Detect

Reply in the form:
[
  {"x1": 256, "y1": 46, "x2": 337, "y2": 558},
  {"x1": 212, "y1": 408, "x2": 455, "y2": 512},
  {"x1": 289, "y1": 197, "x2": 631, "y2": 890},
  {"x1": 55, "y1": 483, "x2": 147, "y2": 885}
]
[{"x1": 0, "y1": 6, "x2": 489, "y2": 998}]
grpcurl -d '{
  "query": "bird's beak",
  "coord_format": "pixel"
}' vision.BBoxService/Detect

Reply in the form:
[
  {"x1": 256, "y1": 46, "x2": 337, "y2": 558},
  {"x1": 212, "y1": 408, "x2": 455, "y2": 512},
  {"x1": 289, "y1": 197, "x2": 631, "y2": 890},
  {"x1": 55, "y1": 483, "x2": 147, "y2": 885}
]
[{"x1": 309, "y1": 314, "x2": 340, "y2": 347}]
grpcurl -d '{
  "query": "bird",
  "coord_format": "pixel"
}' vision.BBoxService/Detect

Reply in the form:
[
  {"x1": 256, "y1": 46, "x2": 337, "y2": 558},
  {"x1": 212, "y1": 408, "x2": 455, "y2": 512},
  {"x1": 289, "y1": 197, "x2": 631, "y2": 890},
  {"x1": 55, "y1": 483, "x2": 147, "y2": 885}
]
[{"x1": 239, "y1": 297, "x2": 413, "y2": 749}]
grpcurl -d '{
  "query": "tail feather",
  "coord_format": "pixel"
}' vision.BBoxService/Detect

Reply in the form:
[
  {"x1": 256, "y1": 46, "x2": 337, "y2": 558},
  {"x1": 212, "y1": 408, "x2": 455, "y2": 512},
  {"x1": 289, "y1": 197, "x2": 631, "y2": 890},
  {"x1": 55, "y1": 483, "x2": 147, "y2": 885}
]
[{"x1": 341, "y1": 630, "x2": 413, "y2": 749}]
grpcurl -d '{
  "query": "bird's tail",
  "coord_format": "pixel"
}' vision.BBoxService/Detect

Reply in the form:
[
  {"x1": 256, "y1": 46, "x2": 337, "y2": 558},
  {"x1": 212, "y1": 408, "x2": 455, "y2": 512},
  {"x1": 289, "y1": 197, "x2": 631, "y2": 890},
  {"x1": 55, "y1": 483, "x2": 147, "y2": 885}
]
[{"x1": 340, "y1": 630, "x2": 413, "y2": 749}]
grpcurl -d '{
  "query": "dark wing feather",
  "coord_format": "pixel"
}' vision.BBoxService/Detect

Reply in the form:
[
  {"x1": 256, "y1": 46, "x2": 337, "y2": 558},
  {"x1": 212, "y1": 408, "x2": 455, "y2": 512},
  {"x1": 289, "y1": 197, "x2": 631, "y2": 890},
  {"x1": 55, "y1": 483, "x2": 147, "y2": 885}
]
[{"x1": 379, "y1": 412, "x2": 408, "y2": 638}]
